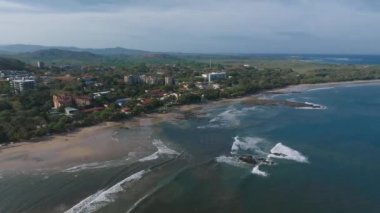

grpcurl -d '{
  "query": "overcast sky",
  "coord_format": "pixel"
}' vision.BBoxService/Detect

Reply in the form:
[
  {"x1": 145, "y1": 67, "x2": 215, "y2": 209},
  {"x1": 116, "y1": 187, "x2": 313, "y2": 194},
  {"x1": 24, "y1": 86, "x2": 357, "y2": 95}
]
[{"x1": 0, "y1": 0, "x2": 380, "y2": 54}]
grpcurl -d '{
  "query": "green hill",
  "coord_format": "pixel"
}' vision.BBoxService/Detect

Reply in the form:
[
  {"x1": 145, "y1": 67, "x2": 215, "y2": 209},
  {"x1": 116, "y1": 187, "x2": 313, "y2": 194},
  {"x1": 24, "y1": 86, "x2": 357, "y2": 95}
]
[
  {"x1": 0, "y1": 57, "x2": 26, "y2": 70},
  {"x1": 14, "y1": 49, "x2": 106, "y2": 65}
]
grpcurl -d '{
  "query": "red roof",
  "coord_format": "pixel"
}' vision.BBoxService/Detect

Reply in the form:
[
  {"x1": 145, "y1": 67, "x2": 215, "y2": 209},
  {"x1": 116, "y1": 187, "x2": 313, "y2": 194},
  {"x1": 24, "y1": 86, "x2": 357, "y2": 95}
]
[{"x1": 80, "y1": 107, "x2": 104, "y2": 113}]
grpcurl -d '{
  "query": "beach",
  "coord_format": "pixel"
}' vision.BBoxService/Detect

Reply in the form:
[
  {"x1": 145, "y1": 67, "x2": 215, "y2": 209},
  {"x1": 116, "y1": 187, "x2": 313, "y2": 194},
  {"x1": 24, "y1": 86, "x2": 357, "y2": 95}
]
[
  {"x1": 0, "y1": 110, "x2": 181, "y2": 172},
  {"x1": 267, "y1": 79, "x2": 380, "y2": 94},
  {"x1": 1, "y1": 79, "x2": 380, "y2": 173}
]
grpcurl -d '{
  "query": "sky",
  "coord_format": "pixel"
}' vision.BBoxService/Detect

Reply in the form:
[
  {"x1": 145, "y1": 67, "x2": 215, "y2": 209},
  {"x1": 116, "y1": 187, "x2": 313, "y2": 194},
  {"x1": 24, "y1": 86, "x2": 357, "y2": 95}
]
[{"x1": 0, "y1": 0, "x2": 380, "y2": 54}]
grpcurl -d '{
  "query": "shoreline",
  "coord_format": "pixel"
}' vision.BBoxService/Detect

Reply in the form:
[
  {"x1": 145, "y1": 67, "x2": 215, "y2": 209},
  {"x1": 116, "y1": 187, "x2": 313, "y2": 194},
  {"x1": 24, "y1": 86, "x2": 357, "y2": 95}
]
[
  {"x1": 1, "y1": 79, "x2": 380, "y2": 171},
  {"x1": 266, "y1": 79, "x2": 380, "y2": 94}
]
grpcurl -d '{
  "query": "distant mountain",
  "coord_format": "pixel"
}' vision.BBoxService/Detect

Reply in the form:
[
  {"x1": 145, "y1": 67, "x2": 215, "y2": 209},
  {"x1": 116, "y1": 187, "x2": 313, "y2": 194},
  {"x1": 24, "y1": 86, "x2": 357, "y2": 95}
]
[
  {"x1": 0, "y1": 44, "x2": 50, "y2": 54},
  {"x1": 0, "y1": 57, "x2": 26, "y2": 70},
  {"x1": 0, "y1": 44, "x2": 150, "y2": 56},
  {"x1": 0, "y1": 45, "x2": 184, "y2": 65},
  {"x1": 82, "y1": 47, "x2": 149, "y2": 56},
  {"x1": 13, "y1": 49, "x2": 105, "y2": 65}
]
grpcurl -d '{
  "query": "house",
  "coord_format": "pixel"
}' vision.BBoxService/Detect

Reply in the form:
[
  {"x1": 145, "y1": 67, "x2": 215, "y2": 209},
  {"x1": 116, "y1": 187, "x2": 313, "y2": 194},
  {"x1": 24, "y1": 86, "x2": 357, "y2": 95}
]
[
  {"x1": 65, "y1": 107, "x2": 79, "y2": 116},
  {"x1": 141, "y1": 98, "x2": 153, "y2": 106},
  {"x1": 195, "y1": 82, "x2": 207, "y2": 90},
  {"x1": 149, "y1": 89, "x2": 165, "y2": 98},
  {"x1": 53, "y1": 94, "x2": 91, "y2": 109},
  {"x1": 74, "y1": 96, "x2": 92, "y2": 107},
  {"x1": 81, "y1": 107, "x2": 104, "y2": 113},
  {"x1": 115, "y1": 98, "x2": 131, "y2": 107},
  {"x1": 120, "y1": 107, "x2": 131, "y2": 115},
  {"x1": 93, "y1": 91, "x2": 110, "y2": 98},
  {"x1": 212, "y1": 83, "x2": 221, "y2": 89},
  {"x1": 53, "y1": 94, "x2": 73, "y2": 109},
  {"x1": 160, "y1": 93, "x2": 179, "y2": 102}
]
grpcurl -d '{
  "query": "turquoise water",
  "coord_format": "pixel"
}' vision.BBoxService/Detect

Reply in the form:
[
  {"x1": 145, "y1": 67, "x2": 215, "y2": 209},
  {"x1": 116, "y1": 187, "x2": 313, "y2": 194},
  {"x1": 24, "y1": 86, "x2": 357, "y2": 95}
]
[
  {"x1": 136, "y1": 84, "x2": 380, "y2": 213},
  {"x1": 1, "y1": 83, "x2": 380, "y2": 212}
]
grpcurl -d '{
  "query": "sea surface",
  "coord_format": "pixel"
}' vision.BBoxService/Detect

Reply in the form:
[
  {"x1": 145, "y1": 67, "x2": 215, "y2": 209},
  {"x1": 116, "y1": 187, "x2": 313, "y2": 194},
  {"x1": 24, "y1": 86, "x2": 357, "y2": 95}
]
[
  {"x1": 250, "y1": 54, "x2": 380, "y2": 65},
  {"x1": 287, "y1": 54, "x2": 380, "y2": 65},
  {"x1": 1, "y1": 83, "x2": 380, "y2": 213}
]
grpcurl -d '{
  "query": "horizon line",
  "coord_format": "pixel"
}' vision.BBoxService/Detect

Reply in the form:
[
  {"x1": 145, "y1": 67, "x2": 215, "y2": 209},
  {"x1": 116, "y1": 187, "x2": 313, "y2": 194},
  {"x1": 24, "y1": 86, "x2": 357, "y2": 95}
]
[{"x1": 1, "y1": 43, "x2": 380, "y2": 56}]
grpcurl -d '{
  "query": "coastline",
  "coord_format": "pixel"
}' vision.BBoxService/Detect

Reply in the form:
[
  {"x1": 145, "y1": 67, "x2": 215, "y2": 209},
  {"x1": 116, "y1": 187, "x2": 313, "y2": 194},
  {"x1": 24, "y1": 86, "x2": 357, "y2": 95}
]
[
  {"x1": 1, "y1": 79, "x2": 380, "y2": 172},
  {"x1": 0, "y1": 107, "x2": 192, "y2": 172},
  {"x1": 266, "y1": 79, "x2": 380, "y2": 94}
]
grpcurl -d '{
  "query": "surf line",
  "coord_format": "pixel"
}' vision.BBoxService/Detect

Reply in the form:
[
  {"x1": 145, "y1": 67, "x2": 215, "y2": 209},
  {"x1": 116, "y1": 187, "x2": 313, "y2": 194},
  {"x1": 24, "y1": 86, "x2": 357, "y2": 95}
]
[
  {"x1": 126, "y1": 154, "x2": 188, "y2": 213},
  {"x1": 65, "y1": 152, "x2": 184, "y2": 213}
]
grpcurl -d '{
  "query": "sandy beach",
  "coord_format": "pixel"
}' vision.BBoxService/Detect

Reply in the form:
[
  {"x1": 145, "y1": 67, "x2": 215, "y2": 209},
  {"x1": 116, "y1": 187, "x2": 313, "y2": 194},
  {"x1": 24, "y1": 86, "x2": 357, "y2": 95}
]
[
  {"x1": 1, "y1": 79, "x2": 380, "y2": 173},
  {"x1": 0, "y1": 104, "x2": 198, "y2": 173},
  {"x1": 267, "y1": 79, "x2": 380, "y2": 94}
]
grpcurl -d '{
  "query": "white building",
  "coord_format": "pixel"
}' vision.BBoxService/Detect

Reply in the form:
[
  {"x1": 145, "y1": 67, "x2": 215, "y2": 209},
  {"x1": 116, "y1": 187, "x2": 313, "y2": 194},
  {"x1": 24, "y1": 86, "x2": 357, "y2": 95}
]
[
  {"x1": 165, "y1": 76, "x2": 174, "y2": 86},
  {"x1": 10, "y1": 78, "x2": 36, "y2": 93},
  {"x1": 37, "y1": 61, "x2": 45, "y2": 69},
  {"x1": 208, "y1": 72, "x2": 226, "y2": 82}
]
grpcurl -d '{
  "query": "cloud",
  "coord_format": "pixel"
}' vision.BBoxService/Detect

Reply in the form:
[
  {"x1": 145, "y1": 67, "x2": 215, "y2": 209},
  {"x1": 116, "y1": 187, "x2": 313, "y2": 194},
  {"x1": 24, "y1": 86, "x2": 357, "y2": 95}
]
[
  {"x1": 0, "y1": 0, "x2": 380, "y2": 54},
  {"x1": 0, "y1": 0, "x2": 39, "y2": 12}
]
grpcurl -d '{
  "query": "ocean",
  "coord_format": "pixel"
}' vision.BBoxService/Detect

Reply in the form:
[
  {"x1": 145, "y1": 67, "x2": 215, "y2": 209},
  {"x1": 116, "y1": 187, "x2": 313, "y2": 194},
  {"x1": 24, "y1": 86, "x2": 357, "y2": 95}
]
[
  {"x1": 287, "y1": 54, "x2": 380, "y2": 65},
  {"x1": 1, "y1": 83, "x2": 380, "y2": 213}
]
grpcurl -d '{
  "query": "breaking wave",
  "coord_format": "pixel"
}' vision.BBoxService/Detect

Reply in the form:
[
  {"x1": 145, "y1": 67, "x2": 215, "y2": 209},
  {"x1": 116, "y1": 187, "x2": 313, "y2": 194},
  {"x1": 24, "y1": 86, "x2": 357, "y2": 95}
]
[
  {"x1": 138, "y1": 139, "x2": 179, "y2": 162},
  {"x1": 231, "y1": 136, "x2": 267, "y2": 156},
  {"x1": 215, "y1": 155, "x2": 246, "y2": 168},
  {"x1": 198, "y1": 107, "x2": 256, "y2": 129},
  {"x1": 111, "y1": 130, "x2": 120, "y2": 142},
  {"x1": 63, "y1": 139, "x2": 177, "y2": 172},
  {"x1": 63, "y1": 160, "x2": 127, "y2": 173},
  {"x1": 251, "y1": 165, "x2": 268, "y2": 177},
  {"x1": 297, "y1": 102, "x2": 327, "y2": 110},
  {"x1": 217, "y1": 137, "x2": 309, "y2": 177},
  {"x1": 64, "y1": 170, "x2": 148, "y2": 213},
  {"x1": 268, "y1": 143, "x2": 309, "y2": 163}
]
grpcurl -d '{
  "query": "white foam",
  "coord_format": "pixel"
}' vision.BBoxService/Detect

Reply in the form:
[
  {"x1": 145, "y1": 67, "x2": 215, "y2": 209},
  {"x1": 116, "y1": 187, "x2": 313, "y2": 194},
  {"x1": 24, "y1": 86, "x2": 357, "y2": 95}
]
[
  {"x1": 268, "y1": 143, "x2": 308, "y2": 163},
  {"x1": 230, "y1": 136, "x2": 267, "y2": 155},
  {"x1": 296, "y1": 102, "x2": 327, "y2": 110},
  {"x1": 251, "y1": 165, "x2": 268, "y2": 177},
  {"x1": 138, "y1": 139, "x2": 179, "y2": 162},
  {"x1": 64, "y1": 170, "x2": 147, "y2": 213},
  {"x1": 111, "y1": 130, "x2": 120, "y2": 142},
  {"x1": 215, "y1": 155, "x2": 246, "y2": 168},
  {"x1": 63, "y1": 159, "x2": 129, "y2": 173},
  {"x1": 198, "y1": 107, "x2": 256, "y2": 129},
  {"x1": 307, "y1": 87, "x2": 334, "y2": 92},
  {"x1": 210, "y1": 109, "x2": 241, "y2": 126}
]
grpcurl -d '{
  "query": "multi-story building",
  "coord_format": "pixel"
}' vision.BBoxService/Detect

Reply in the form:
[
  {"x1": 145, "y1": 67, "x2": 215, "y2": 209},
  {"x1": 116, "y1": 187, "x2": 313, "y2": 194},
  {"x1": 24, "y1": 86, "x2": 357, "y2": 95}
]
[
  {"x1": 124, "y1": 75, "x2": 163, "y2": 85},
  {"x1": 10, "y1": 78, "x2": 36, "y2": 93},
  {"x1": 37, "y1": 61, "x2": 45, "y2": 69},
  {"x1": 124, "y1": 75, "x2": 142, "y2": 84},
  {"x1": 208, "y1": 72, "x2": 226, "y2": 82},
  {"x1": 165, "y1": 76, "x2": 175, "y2": 86}
]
